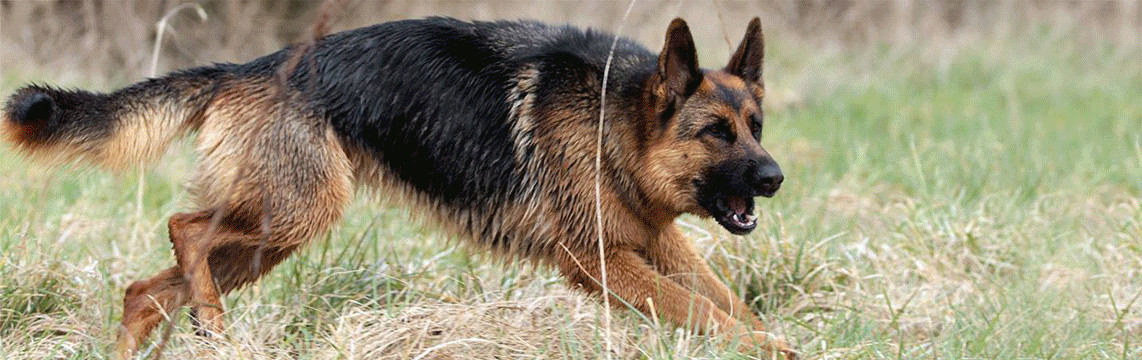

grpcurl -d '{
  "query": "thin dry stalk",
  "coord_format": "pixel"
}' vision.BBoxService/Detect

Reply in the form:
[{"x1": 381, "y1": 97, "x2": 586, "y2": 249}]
[{"x1": 594, "y1": 1, "x2": 640, "y2": 358}]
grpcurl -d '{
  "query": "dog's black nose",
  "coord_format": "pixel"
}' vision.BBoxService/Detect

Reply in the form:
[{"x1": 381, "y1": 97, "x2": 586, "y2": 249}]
[{"x1": 750, "y1": 162, "x2": 783, "y2": 196}]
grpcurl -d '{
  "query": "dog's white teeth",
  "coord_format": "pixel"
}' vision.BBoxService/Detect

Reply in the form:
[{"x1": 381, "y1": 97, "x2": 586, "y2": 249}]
[
  {"x1": 726, "y1": 212, "x2": 757, "y2": 228},
  {"x1": 727, "y1": 213, "x2": 756, "y2": 227}
]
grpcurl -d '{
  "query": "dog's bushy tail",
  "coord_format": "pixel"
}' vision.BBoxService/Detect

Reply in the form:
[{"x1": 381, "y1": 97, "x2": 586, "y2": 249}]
[{"x1": 2, "y1": 67, "x2": 226, "y2": 169}]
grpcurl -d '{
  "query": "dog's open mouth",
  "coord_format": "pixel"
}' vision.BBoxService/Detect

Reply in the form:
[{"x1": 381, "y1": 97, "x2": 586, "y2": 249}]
[{"x1": 712, "y1": 195, "x2": 756, "y2": 235}]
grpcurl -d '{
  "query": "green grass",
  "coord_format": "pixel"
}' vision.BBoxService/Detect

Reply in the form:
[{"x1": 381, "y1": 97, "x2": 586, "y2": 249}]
[{"x1": 1, "y1": 30, "x2": 1139, "y2": 359}]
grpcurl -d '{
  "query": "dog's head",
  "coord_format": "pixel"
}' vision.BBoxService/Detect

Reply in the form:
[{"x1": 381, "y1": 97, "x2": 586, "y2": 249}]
[{"x1": 638, "y1": 18, "x2": 782, "y2": 235}]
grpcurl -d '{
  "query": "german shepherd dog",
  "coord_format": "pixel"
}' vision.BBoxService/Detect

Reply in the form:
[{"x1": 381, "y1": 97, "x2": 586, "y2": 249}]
[{"x1": 3, "y1": 17, "x2": 791, "y2": 358}]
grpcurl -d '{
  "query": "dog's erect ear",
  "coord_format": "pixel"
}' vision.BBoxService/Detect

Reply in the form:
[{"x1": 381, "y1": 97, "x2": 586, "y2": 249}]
[
  {"x1": 655, "y1": 18, "x2": 701, "y2": 99},
  {"x1": 725, "y1": 17, "x2": 763, "y2": 86},
  {"x1": 647, "y1": 18, "x2": 701, "y2": 130}
]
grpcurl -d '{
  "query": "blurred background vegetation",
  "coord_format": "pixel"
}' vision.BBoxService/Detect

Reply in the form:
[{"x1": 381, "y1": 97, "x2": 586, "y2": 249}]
[{"x1": 2, "y1": 1, "x2": 1139, "y2": 83}]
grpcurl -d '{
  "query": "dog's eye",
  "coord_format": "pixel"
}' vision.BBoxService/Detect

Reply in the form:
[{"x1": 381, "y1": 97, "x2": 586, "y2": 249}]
[
  {"x1": 701, "y1": 119, "x2": 734, "y2": 142},
  {"x1": 749, "y1": 115, "x2": 762, "y2": 140}
]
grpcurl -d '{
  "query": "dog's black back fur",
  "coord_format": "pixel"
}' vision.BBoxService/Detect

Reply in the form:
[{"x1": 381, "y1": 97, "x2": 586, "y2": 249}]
[{"x1": 231, "y1": 17, "x2": 656, "y2": 210}]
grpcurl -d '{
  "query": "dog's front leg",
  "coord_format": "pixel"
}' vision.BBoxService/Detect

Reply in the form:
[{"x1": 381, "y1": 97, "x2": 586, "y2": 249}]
[
  {"x1": 643, "y1": 225, "x2": 765, "y2": 329},
  {"x1": 559, "y1": 247, "x2": 794, "y2": 359}
]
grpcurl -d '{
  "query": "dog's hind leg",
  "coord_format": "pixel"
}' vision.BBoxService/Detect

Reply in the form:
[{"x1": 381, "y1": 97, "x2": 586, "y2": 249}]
[
  {"x1": 115, "y1": 82, "x2": 353, "y2": 356},
  {"x1": 166, "y1": 210, "x2": 258, "y2": 337},
  {"x1": 116, "y1": 211, "x2": 247, "y2": 357},
  {"x1": 165, "y1": 211, "x2": 310, "y2": 337},
  {"x1": 115, "y1": 211, "x2": 255, "y2": 357},
  {"x1": 172, "y1": 83, "x2": 354, "y2": 337},
  {"x1": 117, "y1": 266, "x2": 188, "y2": 359}
]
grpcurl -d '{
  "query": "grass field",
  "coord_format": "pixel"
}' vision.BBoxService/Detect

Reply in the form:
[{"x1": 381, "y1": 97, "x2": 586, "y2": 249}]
[{"x1": 1, "y1": 6, "x2": 1140, "y2": 360}]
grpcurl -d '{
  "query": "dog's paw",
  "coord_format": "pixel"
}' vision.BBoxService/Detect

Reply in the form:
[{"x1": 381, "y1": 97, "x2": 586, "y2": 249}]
[{"x1": 739, "y1": 332, "x2": 797, "y2": 360}]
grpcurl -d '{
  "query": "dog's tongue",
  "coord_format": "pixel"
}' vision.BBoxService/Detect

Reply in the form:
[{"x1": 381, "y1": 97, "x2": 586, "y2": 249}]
[{"x1": 728, "y1": 197, "x2": 748, "y2": 215}]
